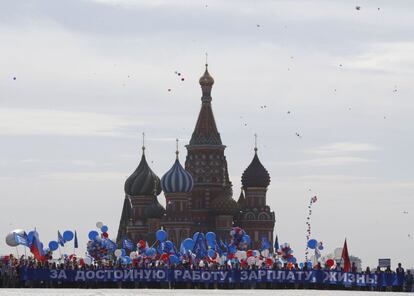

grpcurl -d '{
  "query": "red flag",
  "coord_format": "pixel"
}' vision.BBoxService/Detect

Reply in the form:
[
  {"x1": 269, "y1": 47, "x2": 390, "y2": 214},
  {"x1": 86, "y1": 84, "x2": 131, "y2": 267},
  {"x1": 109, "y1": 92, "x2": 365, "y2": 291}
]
[{"x1": 341, "y1": 238, "x2": 351, "y2": 272}]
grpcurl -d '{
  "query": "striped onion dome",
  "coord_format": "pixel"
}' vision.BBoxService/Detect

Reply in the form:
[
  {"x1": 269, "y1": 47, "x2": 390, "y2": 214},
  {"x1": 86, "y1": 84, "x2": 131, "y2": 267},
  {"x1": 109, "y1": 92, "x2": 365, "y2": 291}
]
[
  {"x1": 161, "y1": 158, "x2": 194, "y2": 194},
  {"x1": 124, "y1": 148, "x2": 162, "y2": 196}
]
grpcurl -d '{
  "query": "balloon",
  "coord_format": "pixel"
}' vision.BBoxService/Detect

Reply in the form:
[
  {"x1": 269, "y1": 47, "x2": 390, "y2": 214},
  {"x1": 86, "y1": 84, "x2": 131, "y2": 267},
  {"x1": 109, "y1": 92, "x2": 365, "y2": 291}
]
[
  {"x1": 182, "y1": 238, "x2": 195, "y2": 251},
  {"x1": 102, "y1": 232, "x2": 108, "y2": 238},
  {"x1": 205, "y1": 232, "x2": 216, "y2": 243},
  {"x1": 145, "y1": 247, "x2": 156, "y2": 257},
  {"x1": 307, "y1": 239, "x2": 318, "y2": 249},
  {"x1": 48, "y1": 241, "x2": 59, "y2": 251},
  {"x1": 261, "y1": 249, "x2": 270, "y2": 258},
  {"x1": 246, "y1": 256, "x2": 255, "y2": 265},
  {"x1": 164, "y1": 241, "x2": 173, "y2": 252},
  {"x1": 101, "y1": 225, "x2": 109, "y2": 233},
  {"x1": 307, "y1": 261, "x2": 313, "y2": 268},
  {"x1": 88, "y1": 231, "x2": 99, "y2": 241},
  {"x1": 96, "y1": 222, "x2": 104, "y2": 229},
  {"x1": 120, "y1": 249, "x2": 126, "y2": 257},
  {"x1": 83, "y1": 256, "x2": 92, "y2": 265},
  {"x1": 156, "y1": 230, "x2": 167, "y2": 242},
  {"x1": 299, "y1": 262, "x2": 304, "y2": 268},
  {"x1": 246, "y1": 250, "x2": 253, "y2": 257},
  {"x1": 114, "y1": 249, "x2": 122, "y2": 258},
  {"x1": 235, "y1": 250, "x2": 247, "y2": 260},
  {"x1": 241, "y1": 234, "x2": 251, "y2": 245},
  {"x1": 5, "y1": 229, "x2": 25, "y2": 247},
  {"x1": 63, "y1": 231, "x2": 74, "y2": 242},
  {"x1": 318, "y1": 245, "x2": 324, "y2": 251},
  {"x1": 130, "y1": 252, "x2": 137, "y2": 259},
  {"x1": 137, "y1": 240, "x2": 146, "y2": 249},
  {"x1": 169, "y1": 254, "x2": 179, "y2": 264},
  {"x1": 326, "y1": 259, "x2": 335, "y2": 267},
  {"x1": 160, "y1": 253, "x2": 169, "y2": 262}
]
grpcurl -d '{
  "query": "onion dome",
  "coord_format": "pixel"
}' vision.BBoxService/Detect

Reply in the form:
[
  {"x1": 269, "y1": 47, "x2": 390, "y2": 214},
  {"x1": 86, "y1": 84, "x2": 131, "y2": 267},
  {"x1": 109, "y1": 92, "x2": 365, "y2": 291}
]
[
  {"x1": 199, "y1": 64, "x2": 214, "y2": 87},
  {"x1": 241, "y1": 148, "x2": 270, "y2": 188},
  {"x1": 144, "y1": 196, "x2": 165, "y2": 219},
  {"x1": 124, "y1": 147, "x2": 162, "y2": 196},
  {"x1": 211, "y1": 186, "x2": 239, "y2": 216},
  {"x1": 161, "y1": 158, "x2": 193, "y2": 193}
]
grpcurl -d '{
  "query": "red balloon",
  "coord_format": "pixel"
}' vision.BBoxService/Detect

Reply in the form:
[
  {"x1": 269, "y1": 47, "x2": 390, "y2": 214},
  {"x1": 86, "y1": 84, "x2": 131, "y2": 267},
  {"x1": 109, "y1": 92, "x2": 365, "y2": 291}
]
[
  {"x1": 246, "y1": 250, "x2": 253, "y2": 257},
  {"x1": 160, "y1": 253, "x2": 169, "y2": 262},
  {"x1": 326, "y1": 259, "x2": 335, "y2": 267},
  {"x1": 102, "y1": 232, "x2": 108, "y2": 238}
]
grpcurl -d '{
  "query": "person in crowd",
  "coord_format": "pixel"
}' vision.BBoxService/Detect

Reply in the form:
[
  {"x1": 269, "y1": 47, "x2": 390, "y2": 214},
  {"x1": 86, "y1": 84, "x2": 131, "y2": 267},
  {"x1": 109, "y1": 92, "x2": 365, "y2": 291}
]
[
  {"x1": 405, "y1": 270, "x2": 413, "y2": 292},
  {"x1": 395, "y1": 263, "x2": 405, "y2": 292}
]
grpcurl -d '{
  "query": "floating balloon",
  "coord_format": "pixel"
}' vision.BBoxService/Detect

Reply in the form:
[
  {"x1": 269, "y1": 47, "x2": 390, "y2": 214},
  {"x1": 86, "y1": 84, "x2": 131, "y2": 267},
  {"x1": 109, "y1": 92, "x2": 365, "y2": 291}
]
[
  {"x1": 63, "y1": 231, "x2": 74, "y2": 242},
  {"x1": 156, "y1": 230, "x2": 167, "y2": 242},
  {"x1": 205, "y1": 232, "x2": 216, "y2": 243},
  {"x1": 182, "y1": 238, "x2": 195, "y2": 251},
  {"x1": 114, "y1": 249, "x2": 122, "y2": 258},
  {"x1": 101, "y1": 225, "x2": 108, "y2": 233},
  {"x1": 307, "y1": 239, "x2": 318, "y2": 249},
  {"x1": 96, "y1": 222, "x2": 104, "y2": 229},
  {"x1": 145, "y1": 247, "x2": 156, "y2": 257},
  {"x1": 207, "y1": 249, "x2": 216, "y2": 259},
  {"x1": 326, "y1": 259, "x2": 335, "y2": 267},
  {"x1": 48, "y1": 241, "x2": 59, "y2": 251},
  {"x1": 83, "y1": 256, "x2": 92, "y2": 265},
  {"x1": 169, "y1": 254, "x2": 179, "y2": 264},
  {"x1": 102, "y1": 232, "x2": 108, "y2": 238},
  {"x1": 5, "y1": 229, "x2": 25, "y2": 247},
  {"x1": 88, "y1": 231, "x2": 99, "y2": 241}
]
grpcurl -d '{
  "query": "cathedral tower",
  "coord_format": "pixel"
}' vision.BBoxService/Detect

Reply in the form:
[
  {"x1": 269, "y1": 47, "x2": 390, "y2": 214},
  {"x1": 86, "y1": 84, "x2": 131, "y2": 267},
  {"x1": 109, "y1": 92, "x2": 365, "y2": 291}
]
[{"x1": 185, "y1": 64, "x2": 232, "y2": 233}]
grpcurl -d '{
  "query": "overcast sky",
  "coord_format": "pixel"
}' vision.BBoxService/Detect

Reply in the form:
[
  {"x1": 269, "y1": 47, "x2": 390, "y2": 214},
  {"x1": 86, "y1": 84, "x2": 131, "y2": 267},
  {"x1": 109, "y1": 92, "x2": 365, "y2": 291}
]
[{"x1": 1, "y1": 0, "x2": 413, "y2": 268}]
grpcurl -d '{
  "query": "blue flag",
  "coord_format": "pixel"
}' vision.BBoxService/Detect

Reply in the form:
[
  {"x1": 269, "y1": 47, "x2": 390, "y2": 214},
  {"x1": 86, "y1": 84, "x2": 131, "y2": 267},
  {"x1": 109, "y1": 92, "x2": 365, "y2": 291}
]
[
  {"x1": 192, "y1": 233, "x2": 207, "y2": 259},
  {"x1": 123, "y1": 239, "x2": 134, "y2": 250},
  {"x1": 74, "y1": 231, "x2": 78, "y2": 249},
  {"x1": 14, "y1": 233, "x2": 29, "y2": 247},
  {"x1": 57, "y1": 231, "x2": 65, "y2": 247}
]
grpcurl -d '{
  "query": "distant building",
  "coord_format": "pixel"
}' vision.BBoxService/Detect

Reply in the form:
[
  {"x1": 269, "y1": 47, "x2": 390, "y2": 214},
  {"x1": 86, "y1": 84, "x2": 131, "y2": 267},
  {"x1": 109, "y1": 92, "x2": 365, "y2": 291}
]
[{"x1": 117, "y1": 65, "x2": 275, "y2": 249}]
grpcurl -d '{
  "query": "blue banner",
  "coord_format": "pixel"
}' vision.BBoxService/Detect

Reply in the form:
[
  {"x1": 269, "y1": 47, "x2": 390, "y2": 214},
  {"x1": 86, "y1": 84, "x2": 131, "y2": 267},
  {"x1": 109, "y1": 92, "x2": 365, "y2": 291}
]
[{"x1": 19, "y1": 268, "x2": 404, "y2": 287}]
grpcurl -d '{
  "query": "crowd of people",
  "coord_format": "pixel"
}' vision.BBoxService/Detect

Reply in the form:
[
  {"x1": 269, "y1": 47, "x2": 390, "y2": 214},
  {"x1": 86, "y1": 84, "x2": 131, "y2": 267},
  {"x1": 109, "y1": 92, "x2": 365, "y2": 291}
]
[{"x1": 1, "y1": 254, "x2": 412, "y2": 292}]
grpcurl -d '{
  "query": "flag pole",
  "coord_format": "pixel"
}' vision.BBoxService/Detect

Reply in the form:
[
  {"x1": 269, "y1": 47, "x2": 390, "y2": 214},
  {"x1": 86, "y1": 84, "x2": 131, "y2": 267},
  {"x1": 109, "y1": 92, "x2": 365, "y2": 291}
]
[{"x1": 15, "y1": 246, "x2": 19, "y2": 258}]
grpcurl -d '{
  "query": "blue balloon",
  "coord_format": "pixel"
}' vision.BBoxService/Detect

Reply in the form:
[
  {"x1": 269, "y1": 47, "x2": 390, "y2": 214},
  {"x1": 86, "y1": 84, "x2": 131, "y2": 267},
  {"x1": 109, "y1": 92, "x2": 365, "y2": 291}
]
[
  {"x1": 63, "y1": 231, "x2": 74, "y2": 242},
  {"x1": 121, "y1": 249, "x2": 126, "y2": 257},
  {"x1": 307, "y1": 261, "x2": 313, "y2": 268},
  {"x1": 164, "y1": 241, "x2": 173, "y2": 252},
  {"x1": 156, "y1": 230, "x2": 167, "y2": 242},
  {"x1": 48, "y1": 241, "x2": 59, "y2": 251},
  {"x1": 299, "y1": 262, "x2": 304, "y2": 268},
  {"x1": 101, "y1": 225, "x2": 108, "y2": 233},
  {"x1": 88, "y1": 230, "x2": 99, "y2": 241},
  {"x1": 169, "y1": 254, "x2": 179, "y2": 264},
  {"x1": 318, "y1": 245, "x2": 324, "y2": 251},
  {"x1": 182, "y1": 238, "x2": 195, "y2": 251},
  {"x1": 145, "y1": 247, "x2": 156, "y2": 257},
  {"x1": 307, "y1": 239, "x2": 318, "y2": 249},
  {"x1": 287, "y1": 257, "x2": 297, "y2": 264},
  {"x1": 193, "y1": 232, "x2": 204, "y2": 241},
  {"x1": 242, "y1": 234, "x2": 251, "y2": 245},
  {"x1": 206, "y1": 232, "x2": 216, "y2": 243},
  {"x1": 228, "y1": 245, "x2": 236, "y2": 254}
]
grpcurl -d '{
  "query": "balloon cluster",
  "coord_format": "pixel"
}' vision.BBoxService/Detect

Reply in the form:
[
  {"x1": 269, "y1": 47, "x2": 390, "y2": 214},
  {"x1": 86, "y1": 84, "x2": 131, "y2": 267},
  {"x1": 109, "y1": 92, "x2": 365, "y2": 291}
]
[
  {"x1": 230, "y1": 227, "x2": 249, "y2": 248},
  {"x1": 305, "y1": 195, "x2": 318, "y2": 261},
  {"x1": 86, "y1": 222, "x2": 116, "y2": 261},
  {"x1": 279, "y1": 242, "x2": 296, "y2": 264}
]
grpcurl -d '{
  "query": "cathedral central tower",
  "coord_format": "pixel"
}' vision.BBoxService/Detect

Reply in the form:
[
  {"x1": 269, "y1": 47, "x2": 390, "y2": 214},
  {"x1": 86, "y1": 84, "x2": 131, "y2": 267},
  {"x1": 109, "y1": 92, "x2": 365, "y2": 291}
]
[{"x1": 185, "y1": 64, "x2": 234, "y2": 233}]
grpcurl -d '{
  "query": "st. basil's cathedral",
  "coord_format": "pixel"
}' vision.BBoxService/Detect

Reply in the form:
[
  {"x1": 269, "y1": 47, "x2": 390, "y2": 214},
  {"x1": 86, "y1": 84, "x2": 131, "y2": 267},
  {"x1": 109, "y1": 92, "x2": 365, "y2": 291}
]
[{"x1": 117, "y1": 65, "x2": 275, "y2": 249}]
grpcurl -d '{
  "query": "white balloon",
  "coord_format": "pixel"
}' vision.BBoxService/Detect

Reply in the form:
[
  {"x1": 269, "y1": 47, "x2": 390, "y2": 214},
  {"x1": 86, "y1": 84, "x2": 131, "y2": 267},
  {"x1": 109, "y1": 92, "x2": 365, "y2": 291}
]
[
  {"x1": 261, "y1": 249, "x2": 270, "y2": 258},
  {"x1": 83, "y1": 256, "x2": 92, "y2": 265},
  {"x1": 130, "y1": 252, "x2": 137, "y2": 259},
  {"x1": 247, "y1": 256, "x2": 255, "y2": 266},
  {"x1": 114, "y1": 249, "x2": 122, "y2": 258},
  {"x1": 96, "y1": 222, "x2": 104, "y2": 229},
  {"x1": 5, "y1": 229, "x2": 25, "y2": 247}
]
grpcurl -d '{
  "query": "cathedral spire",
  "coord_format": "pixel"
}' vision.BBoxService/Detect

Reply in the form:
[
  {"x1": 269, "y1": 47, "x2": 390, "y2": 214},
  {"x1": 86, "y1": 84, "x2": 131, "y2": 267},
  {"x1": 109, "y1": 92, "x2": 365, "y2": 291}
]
[{"x1": 189, "y1": 64, "x2": 222, "y2": 146}]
